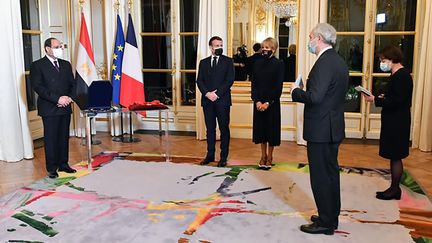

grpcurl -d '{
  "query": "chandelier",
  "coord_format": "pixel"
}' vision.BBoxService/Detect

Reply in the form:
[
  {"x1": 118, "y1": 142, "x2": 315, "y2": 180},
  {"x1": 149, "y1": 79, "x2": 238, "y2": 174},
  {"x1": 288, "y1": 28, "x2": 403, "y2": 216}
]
[{"x1": 263, "y1": 0, "x2": 297, "y2": 18}]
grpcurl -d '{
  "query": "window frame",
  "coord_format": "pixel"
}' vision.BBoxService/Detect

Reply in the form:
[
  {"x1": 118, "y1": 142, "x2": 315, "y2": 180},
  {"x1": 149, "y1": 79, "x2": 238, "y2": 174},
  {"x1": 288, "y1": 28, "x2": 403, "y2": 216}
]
[{"x1": 139, "y1": 0, "x2": 199, "y2": 108}]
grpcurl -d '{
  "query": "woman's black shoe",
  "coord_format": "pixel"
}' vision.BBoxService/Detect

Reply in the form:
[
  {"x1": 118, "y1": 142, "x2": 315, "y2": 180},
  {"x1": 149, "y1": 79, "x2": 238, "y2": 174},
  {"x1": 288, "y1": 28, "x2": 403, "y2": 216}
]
[
  {"x1": 376, "y1": 188, "x2": 401, "y2": 200},
  {"x1": 376, "y1": 187, "x2": 393, "y2": 195}
]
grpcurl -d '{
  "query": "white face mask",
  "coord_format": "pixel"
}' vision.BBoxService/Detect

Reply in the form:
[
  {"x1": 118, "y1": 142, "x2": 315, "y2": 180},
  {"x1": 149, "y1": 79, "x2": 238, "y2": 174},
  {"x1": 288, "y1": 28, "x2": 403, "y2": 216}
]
[
  {"x1": 52, "y1": 48, "x2": 63, "y2": 59},
  {"x1": 380, "y1": 62, "x2": 391, "y2": 72},
  {"x1": 307, "y1": 37, "x2": 318, "y2": 54}
]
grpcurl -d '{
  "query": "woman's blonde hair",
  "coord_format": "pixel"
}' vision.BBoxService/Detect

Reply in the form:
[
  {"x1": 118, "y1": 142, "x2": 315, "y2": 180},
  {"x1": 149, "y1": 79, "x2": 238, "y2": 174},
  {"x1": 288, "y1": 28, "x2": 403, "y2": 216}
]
[
  {"x1": 288, "y1": 44, "x2": 296, "y2": 54},
  {"x1": 261, "y1": 37, "x2": 278, "y2": 51}
]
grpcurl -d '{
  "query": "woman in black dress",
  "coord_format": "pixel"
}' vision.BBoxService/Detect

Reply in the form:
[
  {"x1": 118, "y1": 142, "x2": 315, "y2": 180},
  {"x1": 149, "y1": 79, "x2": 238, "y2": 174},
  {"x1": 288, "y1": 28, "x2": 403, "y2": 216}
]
[
  {"x1": 364, "y1": 45, "x2": 413, "y2": 200},
  {"x1": 251, "y1": 37, "x2": 284, "y2": 169}
]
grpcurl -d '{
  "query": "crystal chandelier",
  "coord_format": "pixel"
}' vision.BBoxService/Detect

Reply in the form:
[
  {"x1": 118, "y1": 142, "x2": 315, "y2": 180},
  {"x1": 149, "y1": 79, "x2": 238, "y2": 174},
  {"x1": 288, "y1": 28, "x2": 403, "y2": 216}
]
[{"x1": 263, "y1": 0, "x2": 297, "y2": 18}]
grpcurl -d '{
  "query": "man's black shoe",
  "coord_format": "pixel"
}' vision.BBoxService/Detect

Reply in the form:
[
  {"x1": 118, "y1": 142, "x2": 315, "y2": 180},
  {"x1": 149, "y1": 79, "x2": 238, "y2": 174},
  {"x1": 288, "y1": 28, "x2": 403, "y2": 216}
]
[
  {"x1": 310, "y1": 215, "x2": 338, "y2": 229},
  {"x1": 310, "y1": 215, "x2": 319, "y2": 222},
  {"x1": 217, "y1": 158, "x2": 227, "y2": 167},
  {"x1": 58, "y1": 166, "x2": 77, "y2": 173},
  {"x1": 300, "y1": 222, "x2": 335, "y2": 235},
  {"x1": 200, "y1": 157, "x2": 214, "y2": 165},
  {"x1": 48, "y1": 171, "x2": 59, "y2": 179}
]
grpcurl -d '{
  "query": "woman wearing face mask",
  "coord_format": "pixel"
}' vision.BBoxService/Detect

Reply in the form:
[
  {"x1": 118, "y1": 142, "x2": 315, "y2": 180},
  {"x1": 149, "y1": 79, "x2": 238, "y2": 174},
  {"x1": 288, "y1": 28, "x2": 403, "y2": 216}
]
[
  {"x1": 251, "y1": 37, "x2": 284, "y2": 169},
  {"x1": 363, "y1": 45, "x2": 413, "y2": 200}
]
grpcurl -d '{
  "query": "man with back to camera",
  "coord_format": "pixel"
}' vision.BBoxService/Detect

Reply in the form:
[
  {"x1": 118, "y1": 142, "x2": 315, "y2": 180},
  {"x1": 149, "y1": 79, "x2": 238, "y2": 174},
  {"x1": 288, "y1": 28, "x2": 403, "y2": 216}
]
[
  {"x1": 30, "y1": 37, "x2": 77, "y2": 179},
  {"x1": 291, "y1": 23, "x2": 349, "y2": 235},
  {"x1": 246, "y1": 43, "x2": 262, "y2": 81},
  {"x1": 196, "y1": 36, "x2": 235, "y2": 167}
]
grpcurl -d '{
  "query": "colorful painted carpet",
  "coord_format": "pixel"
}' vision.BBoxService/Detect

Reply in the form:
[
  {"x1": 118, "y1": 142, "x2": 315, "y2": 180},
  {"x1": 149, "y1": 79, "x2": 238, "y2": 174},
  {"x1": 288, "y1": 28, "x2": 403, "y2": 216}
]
[{"x1": 0, "y1": 152, "x2": 431, "y2": 242}]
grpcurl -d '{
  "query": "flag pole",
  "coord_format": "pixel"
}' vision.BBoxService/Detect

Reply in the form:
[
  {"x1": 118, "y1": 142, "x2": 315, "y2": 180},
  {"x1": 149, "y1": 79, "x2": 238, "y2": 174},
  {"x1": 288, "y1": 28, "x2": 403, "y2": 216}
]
[
  {"x1": 111, "y1": 0, "x2": 125, "y2": 142},
  {"x1": 122, "y1": 0, "x2": 141, "y2": 143},
  {"x1": 77, "y1": 0, "x2": 100, "y2": 146},
  {"x1": 116, "y1": 0, "x2": 141, "y2": 143},
  {"x1": 79, "y1": 0, "x2": 84, "y2": 12}
]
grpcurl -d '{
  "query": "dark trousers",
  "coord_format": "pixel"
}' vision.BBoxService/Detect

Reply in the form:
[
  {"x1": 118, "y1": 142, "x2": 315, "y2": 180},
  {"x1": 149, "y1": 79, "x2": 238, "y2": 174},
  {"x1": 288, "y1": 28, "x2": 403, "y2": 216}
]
[
  {"x1": 42, "y1": 114, "x2": 71, "y2": 173},
  {"x1": 307, "y1": 142, "x2": 341, "y2": 228},
  {"x1": 203, "y1": 103, "x2": 230, "y2": 159}
]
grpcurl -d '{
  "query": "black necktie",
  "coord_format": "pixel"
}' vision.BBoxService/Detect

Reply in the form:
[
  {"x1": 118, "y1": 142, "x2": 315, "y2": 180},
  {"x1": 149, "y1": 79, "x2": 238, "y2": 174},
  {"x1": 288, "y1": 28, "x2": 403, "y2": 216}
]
[
  {"x1": 212, "y1": 56, "x2": 217, "y2": 68},
  {"x1": 54, "y1": 60, "x2": 60, "y2": 72}
]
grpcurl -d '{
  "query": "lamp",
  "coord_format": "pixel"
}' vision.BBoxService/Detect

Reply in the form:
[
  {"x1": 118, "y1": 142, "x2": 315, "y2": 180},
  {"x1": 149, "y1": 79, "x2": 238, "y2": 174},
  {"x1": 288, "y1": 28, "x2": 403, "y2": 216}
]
[{"x1": 263, "y1": 0, "x2": 297, "y2": 18}]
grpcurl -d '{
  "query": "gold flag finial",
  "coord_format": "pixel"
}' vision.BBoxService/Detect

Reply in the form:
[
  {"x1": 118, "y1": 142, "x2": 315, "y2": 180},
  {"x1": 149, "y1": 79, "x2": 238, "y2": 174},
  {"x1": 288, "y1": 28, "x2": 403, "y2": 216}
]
[
  {"x1": 128, "y1": 0, "x2": 132, "y2": 11},
  {"x1": 114, "y1": 0, "x2": 120, "y2": 12},
  {"x1": 79, "y1": 0, "x2": 85, "y2": 8}
]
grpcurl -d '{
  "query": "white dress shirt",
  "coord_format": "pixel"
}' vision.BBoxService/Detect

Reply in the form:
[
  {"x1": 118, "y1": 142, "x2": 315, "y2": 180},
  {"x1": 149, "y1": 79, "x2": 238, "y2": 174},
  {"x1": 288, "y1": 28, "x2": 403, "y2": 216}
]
[{"x1": 46, "y1": 55, "x2": 59, "y2": 69}]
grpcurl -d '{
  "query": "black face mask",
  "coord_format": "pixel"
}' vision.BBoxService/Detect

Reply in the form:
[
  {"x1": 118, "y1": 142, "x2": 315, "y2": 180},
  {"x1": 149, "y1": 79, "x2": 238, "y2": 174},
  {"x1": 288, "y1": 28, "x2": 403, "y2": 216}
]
[
  {"x1": 214, "y1": 48, "x2": 223, "y2": 56},
  {"x1": 262, "y1": 50, "x2": 273, "y2": 59}
]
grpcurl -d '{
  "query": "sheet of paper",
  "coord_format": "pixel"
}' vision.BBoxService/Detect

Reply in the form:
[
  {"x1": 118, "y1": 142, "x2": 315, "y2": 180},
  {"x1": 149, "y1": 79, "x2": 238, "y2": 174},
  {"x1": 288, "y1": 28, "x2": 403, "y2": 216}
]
[
  {"x1": 355, "y1": 85, "x2": 372, "y2": 96},
  {"x1": 294, "y1": 74, "x2": 303, "y2": 87}
]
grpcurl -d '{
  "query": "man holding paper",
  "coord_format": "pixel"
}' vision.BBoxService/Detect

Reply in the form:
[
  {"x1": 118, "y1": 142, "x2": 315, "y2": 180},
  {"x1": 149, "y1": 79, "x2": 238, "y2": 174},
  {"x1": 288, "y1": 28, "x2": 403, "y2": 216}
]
[{"x1": 291, "y1": 23, "x2": 348, "y2": 235}]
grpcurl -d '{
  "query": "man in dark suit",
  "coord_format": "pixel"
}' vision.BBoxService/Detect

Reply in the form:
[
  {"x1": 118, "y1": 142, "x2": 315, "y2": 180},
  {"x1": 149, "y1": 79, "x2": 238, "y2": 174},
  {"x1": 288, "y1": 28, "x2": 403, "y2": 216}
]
[
  {"x1": 197, "y1": 36, "x2": 235, "y2": 167},
  {"x1": 30, "y1": 37, "x2": 77, "y2": 178},
  {"x1": 291, "y1": 23, "x2": 348, "y2": 235},
  {"x1": 245, "y1": 43, "x2": 262, "y2": 81}
]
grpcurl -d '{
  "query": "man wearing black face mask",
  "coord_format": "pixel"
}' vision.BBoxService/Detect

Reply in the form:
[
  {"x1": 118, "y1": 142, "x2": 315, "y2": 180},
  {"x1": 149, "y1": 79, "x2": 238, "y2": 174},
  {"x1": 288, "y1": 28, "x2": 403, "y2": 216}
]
[{"x1": 196, "y1": 36, "x2": 235, "y2": 167}]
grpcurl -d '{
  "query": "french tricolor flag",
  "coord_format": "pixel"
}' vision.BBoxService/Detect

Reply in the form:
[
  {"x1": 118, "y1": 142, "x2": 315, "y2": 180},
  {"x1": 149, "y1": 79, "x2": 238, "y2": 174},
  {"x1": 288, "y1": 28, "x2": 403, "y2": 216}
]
[
  {"x1": 120, "y1": 14, "x2": 145, "y2": 108},
  {"x1": 75, "y1": 12, "x2": 98, "y2": 110}
]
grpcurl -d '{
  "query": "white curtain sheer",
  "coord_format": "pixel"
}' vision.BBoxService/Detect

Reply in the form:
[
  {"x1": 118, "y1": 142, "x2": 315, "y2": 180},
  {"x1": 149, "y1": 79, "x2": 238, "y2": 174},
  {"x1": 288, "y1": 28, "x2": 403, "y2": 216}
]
[
  {"x1": 195, "y1": 0, "x2": 228, "y2": 140},
  {"x1": 295, "y1": 0, "x2": 323, "y2": 145},
  {"x1": 412, "y1": 1, "x2": 432, "y2": 152},
  {"x1": 0, "y1": 0, "x2": 34, "y2": 162}
]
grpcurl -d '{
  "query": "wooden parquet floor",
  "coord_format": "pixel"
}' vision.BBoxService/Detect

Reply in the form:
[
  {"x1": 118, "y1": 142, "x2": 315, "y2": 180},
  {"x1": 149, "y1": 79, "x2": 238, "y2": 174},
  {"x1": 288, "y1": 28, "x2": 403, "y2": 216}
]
[{"x1": 1, "y1": 133, "x2": 431, "y2": 198}]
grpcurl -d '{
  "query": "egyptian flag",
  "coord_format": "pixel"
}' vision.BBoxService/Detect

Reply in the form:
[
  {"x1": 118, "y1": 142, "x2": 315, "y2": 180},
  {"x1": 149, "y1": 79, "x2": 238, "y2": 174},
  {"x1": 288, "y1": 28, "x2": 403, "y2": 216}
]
[
  {"x1": 75, "y1": 12, "x2": 98, "y2": 110},
  {"x1": 120, "y1": 14, "x2": 145, "y2": 108},
  {"x1": 111, "y1": 14, "x2": 125, "y2": 106}
]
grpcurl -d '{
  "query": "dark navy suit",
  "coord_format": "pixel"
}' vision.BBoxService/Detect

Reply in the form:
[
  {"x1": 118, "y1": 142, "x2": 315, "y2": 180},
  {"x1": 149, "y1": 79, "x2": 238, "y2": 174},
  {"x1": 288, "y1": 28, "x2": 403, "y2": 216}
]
[
  {"x1": 197, "y1": 55, "x2": 235, "y2": 160},
  {"x1": 30, "y1": 56, "x2": 75, "y2": 173},
  {"x1": 292, "y1": 48, "x2": 348, "y2": 229}
]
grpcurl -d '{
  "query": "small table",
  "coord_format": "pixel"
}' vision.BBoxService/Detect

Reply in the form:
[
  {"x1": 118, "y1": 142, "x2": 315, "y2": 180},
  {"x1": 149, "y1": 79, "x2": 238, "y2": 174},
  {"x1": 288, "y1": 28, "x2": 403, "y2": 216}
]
[{"x1": 81, "y1": 107, "x2": 170, "y2": 170}]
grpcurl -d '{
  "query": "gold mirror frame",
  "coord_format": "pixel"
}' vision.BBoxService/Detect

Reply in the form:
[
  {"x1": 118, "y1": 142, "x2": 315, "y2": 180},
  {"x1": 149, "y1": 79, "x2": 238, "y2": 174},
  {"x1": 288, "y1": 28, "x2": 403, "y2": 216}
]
[{"x1": 227, "y1": 0, "x2": 300, "y2": 84}]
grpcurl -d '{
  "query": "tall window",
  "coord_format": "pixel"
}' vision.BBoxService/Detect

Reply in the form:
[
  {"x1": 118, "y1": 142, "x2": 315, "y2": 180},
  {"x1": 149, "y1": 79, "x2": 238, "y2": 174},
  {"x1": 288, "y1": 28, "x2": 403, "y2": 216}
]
[
  {"x1": 20, "y1": 0, "x2": 42, "y2": 111},
  {"x1": 179, "y1": 0, "x2": 199, "y2": 105},
  {"x1": 327, "y1": 0, "x2": 418, "y2": 139},
  {"x1": 328, "y1": 0, "x2": 416, "y2": 114},
  {"x1": 140, "y1": 0, "x2": 199, "y2": 106},
  {"x1": 328, "y1": 0, "x2": 366, "y2": 113},
  {"x1": 276, "y1": 17, "x2": 290, "y2": 59},
  {"x1": 141, "y1": 0, "x2": 172, "y2": 104},
  {"x1": 370, "y1": 0, "x2": 416, "y2": 114}
]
